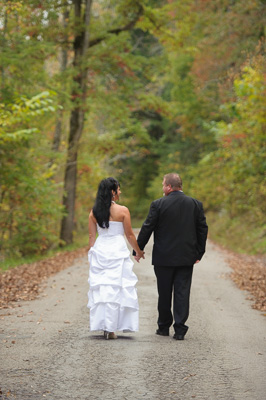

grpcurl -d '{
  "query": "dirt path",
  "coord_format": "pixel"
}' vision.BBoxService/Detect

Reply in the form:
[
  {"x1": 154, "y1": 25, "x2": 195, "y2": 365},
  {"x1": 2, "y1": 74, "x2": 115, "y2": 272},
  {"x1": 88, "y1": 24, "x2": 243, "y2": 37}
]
[{"x1": 0, "y1": 240, "x2": 265, "y2": 400}]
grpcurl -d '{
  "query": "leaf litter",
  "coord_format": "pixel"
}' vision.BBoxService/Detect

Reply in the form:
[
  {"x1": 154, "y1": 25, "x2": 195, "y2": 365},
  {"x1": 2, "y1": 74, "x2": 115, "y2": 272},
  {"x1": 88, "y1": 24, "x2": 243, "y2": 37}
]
[
  {"x1": 227, "y1": 251, "x2": 266, "y2": 312},
  {"x1": 0, "y1": 247, "x2": 87, "y2": 309}
]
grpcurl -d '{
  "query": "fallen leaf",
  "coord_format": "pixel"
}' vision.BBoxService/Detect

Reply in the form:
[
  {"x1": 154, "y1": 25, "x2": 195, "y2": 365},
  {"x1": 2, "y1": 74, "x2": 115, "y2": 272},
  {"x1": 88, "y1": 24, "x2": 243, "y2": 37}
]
[
  {"x1": 0, "y1": 247, "x2": 87, "y2": 309},
  {"x1": 226, "y1": 251, "x2": 266, "y2": 312}
]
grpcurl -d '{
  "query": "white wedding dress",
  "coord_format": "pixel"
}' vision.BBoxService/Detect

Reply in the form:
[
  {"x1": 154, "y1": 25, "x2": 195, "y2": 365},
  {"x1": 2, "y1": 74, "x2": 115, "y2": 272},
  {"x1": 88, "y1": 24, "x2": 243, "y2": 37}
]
[{"x1": 87, "y1": 221, "x2": 139, "y2": 332}]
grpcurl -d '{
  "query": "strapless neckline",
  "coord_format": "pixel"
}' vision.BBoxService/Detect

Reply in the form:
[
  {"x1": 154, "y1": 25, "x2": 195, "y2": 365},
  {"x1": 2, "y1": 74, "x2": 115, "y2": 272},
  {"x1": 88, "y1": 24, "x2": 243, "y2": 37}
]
[{"x1": 97, "y1": 221, "x2": 124, "y2": 236}]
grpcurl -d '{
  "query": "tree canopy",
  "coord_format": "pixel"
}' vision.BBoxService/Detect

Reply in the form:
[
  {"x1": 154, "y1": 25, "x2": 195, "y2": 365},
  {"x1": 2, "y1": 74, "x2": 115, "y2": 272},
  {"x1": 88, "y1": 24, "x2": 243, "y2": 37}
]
[{"x1": 0, "y1": 0, "x2": 265, "y2": 257}]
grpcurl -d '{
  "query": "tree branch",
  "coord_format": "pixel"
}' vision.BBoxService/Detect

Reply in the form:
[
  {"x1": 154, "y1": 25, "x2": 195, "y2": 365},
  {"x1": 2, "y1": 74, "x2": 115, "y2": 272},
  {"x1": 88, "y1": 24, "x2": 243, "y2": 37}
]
[{"x1": 88, "y1": 4, "x2": 144, "y2": 48}]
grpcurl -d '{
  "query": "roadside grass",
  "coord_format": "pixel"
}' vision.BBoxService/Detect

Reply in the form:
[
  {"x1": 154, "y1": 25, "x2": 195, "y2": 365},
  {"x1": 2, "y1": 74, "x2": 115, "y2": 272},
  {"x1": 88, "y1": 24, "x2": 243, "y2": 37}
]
[
  {"x1": 0, "y1": 232, "x2": 89, "y2": 272},
  {"x1": 207, "y1": 212, "x2": 266, "y2": 255},
  {"x1": 131, "y1": 217, "x2": 143, "y2": 230}
]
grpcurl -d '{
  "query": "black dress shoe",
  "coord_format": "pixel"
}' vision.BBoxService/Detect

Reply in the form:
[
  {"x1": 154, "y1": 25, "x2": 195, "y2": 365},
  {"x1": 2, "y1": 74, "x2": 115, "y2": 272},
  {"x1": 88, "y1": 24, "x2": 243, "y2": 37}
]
[
  {"x1": 156, "y1": 329, "x2": 169, "y2": 336},
  {"x1": 173, "y1": 334, "x2": 184, "y2": 340}
]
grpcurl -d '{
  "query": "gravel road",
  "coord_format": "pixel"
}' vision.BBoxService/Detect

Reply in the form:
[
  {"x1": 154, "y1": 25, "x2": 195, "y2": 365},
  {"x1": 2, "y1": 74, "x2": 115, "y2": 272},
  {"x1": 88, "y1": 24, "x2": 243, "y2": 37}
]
[{"x1": 0, "y1": 239, "x2": 265, "y2": 400}]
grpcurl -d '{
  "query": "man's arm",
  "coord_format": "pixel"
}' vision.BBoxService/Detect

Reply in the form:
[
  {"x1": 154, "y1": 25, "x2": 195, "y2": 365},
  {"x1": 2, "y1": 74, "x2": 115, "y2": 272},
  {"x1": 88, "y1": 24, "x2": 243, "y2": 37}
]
[
  {"x1": 196, "y1": 201, "x2": 208, "y2": 260},
  {"x1": 133, "y1": 201, "x2": 159, "y2": 255}
]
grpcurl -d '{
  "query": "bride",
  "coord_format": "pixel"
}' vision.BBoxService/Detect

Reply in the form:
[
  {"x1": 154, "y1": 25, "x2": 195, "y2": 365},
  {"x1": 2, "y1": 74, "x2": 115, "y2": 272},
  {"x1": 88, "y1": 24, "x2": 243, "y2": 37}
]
[{"x1": 87, "y1": 177, "x2": 145, "y2": 339}]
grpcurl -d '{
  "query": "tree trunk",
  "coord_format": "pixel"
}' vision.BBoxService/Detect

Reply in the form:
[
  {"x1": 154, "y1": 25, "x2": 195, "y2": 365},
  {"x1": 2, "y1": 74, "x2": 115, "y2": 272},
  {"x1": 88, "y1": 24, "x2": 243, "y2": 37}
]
[
  {"x1": 52, "y1": 8, "x2": 69, "y2": 154},
  {"x1": 60, "y1": 0, "x2": 92, "y2": 245},
  {"x1": 1, "y1": 10, "x2": 8, "y2": 90},
  {"x1": 59, "y1": 0, "x2": 143, "y2": 245}
]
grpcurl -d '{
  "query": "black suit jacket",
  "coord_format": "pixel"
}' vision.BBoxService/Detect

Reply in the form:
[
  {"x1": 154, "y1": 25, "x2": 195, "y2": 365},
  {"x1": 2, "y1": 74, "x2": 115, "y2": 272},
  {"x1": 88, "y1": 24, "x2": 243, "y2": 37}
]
[{"x1": 136, "y1": 191, "x2": 208, "y2": 267}]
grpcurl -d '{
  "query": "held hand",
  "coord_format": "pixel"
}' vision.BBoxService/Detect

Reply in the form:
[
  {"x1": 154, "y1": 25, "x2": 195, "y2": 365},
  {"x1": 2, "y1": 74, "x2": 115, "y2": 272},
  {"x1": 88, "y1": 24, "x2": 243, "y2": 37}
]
[
  {"x1": 135, "y1": 250, "x2": 145, "y2": 262},
  {"x1": 139, "y1": 250, "x2": 145, "y2": 259},
  {"x1": 195, "y1": 260, "x2": 200, "y2": 264}
]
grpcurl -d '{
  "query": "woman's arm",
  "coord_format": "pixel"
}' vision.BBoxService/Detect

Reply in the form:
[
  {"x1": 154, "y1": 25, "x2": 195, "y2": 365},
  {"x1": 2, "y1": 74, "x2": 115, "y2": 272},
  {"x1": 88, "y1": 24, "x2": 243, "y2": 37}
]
[
  {"x1": 123, "y1": 207, "x2": 145, "y2": 260},
  {"x1": 88, "y1": 210, "x2": 97, "y2": 250}
]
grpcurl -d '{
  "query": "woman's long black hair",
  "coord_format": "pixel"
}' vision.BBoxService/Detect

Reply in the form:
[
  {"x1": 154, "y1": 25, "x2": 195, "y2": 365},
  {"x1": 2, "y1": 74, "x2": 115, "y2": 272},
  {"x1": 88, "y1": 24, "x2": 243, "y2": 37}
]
[{"x1": 92, "y1": 177, "x2": 120, "y2": 228}]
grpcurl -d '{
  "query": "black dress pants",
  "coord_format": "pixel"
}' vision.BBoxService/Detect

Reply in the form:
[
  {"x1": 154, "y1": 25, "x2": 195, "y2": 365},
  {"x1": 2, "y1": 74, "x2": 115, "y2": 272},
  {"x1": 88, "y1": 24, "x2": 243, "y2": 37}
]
[{"x1": 154, "y1": 265, "x2": 194, "y2": 336}]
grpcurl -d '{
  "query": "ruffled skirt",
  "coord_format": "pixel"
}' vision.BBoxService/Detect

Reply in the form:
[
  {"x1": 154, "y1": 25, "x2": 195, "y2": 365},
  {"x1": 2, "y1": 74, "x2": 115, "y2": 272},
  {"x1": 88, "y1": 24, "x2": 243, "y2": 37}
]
[{"x1": 87, "y1": 234, "x2": 139, "y2": 332}]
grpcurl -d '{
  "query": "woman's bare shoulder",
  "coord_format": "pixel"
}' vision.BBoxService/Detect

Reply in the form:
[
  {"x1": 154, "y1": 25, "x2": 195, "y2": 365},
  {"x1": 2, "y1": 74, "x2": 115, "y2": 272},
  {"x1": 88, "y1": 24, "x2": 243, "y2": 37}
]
[
  {"x1": 110, "y1": 204, "x2": 129, "y2": 221},
  {"x1": 117, "y1": 204, "x2": 128, "y2": 210},
  {"x1": 116, "y1": 204, "x2": 129, "y2": 214}
]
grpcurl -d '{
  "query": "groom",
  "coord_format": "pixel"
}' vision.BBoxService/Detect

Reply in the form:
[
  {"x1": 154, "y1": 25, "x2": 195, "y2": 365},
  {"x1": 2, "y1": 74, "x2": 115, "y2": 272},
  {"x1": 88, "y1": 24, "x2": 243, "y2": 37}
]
[{"x1": 134, "y1": 173, "x2": 208, "y2": 340}]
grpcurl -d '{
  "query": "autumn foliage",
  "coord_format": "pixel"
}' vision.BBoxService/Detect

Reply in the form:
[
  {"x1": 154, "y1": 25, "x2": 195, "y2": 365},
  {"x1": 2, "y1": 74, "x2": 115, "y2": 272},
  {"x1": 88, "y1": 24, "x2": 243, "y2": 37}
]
[{"x1": 0, "y1": 0, "x2": 265, "y2": 259}]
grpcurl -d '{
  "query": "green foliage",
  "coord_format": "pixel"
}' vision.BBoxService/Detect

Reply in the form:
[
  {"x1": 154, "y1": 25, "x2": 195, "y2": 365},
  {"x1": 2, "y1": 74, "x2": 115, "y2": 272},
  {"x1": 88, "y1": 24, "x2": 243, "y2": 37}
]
[
  {"x1": 0, "y1": 231, "x2": 89, "y2": 272},
  {"x1": 187, "y1": 56, "x2": 266, "y2": 253},
  {"x1": 0, "y1": 92, "x2": 63, "y2": 256},
  {"x1": 0, "y1": 91, "x2": 57, "y2": 141},
  {"x1": 1, "y1": 0, "x2": 265, "y2": 262},
  {"x1": 0, "y1": 166, "x2": 63, "y2": 256}
]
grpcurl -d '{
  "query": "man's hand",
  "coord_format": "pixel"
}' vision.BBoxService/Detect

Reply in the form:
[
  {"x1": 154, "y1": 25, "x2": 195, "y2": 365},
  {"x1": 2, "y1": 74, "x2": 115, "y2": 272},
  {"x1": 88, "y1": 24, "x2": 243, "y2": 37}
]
[
  {"x1": 134, "y1": 251, "x2": 145, "y2": 263},
  {"x1": 195, "y1": 260, "x2": 200, "y2": 264}
]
